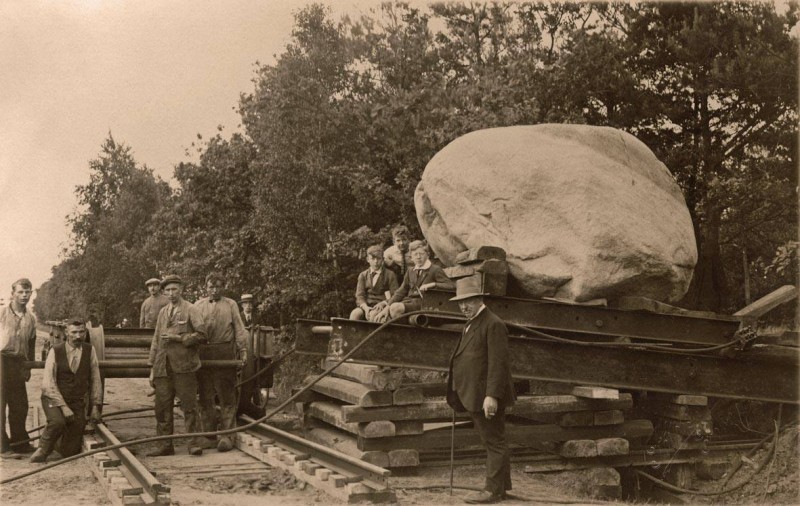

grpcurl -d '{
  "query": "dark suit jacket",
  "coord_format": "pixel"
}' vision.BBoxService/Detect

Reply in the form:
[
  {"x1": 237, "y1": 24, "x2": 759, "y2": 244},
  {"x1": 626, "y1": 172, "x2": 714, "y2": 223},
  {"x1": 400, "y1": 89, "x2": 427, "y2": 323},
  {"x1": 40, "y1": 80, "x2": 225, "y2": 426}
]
[
  {"x1": 447, "y1": 307, "x2": 515, "y2": 413},
  {"x1": 240, "y1": 310, "x2": 261, "y2": 330},
  {"x1": 355, "y1": 267, "x2": 398, "y2": 306},
  {"x1": 388, "y1": 262, "x2": 454, "y2": 304}
]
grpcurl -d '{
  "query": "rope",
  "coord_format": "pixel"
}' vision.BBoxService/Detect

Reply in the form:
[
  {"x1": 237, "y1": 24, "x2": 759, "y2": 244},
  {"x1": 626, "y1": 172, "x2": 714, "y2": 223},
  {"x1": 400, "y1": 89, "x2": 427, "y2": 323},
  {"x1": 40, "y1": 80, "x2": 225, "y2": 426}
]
[{"x1": 0, "y1": 310, "x2": 433, "y2": 485}]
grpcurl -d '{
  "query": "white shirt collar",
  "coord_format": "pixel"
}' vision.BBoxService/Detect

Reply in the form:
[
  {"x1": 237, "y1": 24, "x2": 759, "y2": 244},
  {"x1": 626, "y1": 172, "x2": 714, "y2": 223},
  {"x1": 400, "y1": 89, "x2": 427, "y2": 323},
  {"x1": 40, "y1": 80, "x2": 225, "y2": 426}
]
[{"x1": 414, "y1": 259, "x2": 432, "y2": 271}]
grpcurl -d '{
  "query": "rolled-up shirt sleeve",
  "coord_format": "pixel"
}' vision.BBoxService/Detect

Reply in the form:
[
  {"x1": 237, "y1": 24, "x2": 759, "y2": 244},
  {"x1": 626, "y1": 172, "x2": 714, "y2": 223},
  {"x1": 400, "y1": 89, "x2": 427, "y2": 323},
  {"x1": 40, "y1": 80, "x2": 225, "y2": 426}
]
[
  {"x1": 230, "y1": 301, "x2": 248, "y2": 356},
  {"x1": 41, "y1": 349, "x2": 67, "y2": 407}
]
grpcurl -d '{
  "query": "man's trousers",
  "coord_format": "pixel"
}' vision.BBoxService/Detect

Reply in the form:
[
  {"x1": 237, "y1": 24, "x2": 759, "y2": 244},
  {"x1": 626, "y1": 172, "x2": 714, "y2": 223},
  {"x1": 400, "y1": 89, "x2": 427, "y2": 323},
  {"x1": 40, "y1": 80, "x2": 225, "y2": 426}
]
[
  {"x1": 197, "y1": 342, "x2": 238, "y2": 435},
  {"x1": 153, "y1": 370, "x2": 202, "y2": 449},
  {"x1": 39, "y1": 396, "x2": 86, "y2": 457},
  {"x1": 1, "y1": 355, "x2": 29, "y2": 452},
  {"x1": 469, "y1": 408, "x2": 512, "y2": 496}
]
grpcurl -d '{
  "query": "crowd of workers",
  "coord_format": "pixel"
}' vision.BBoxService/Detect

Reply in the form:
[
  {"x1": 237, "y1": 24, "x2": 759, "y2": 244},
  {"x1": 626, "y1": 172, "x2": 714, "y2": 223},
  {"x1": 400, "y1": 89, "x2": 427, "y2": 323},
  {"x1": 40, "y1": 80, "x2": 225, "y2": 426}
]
[{"x1": 1, "y1": 224, "x2": 513, "y2": 504}]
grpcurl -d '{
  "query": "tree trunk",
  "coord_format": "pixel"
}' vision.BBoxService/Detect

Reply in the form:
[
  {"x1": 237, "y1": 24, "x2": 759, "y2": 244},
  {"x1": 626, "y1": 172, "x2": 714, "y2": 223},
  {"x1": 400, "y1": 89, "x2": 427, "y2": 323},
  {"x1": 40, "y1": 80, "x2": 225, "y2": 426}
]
[{"x1": 681, "y1": 203, "x2": 725, "y2": 312}]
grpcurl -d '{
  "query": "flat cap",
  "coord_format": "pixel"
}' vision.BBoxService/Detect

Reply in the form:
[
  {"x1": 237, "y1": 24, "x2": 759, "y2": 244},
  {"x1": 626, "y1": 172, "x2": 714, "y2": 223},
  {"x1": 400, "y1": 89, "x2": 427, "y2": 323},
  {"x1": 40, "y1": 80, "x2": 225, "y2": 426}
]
[
  {"x1": 145, "y1": 278, "x2": 161, "y2": 287},
  {"x1": 160, "y1": 275, "x2": 183, "y2": 289},
  {"x1": 240, "y1": 293, "x2": 254, "y2": 303}
]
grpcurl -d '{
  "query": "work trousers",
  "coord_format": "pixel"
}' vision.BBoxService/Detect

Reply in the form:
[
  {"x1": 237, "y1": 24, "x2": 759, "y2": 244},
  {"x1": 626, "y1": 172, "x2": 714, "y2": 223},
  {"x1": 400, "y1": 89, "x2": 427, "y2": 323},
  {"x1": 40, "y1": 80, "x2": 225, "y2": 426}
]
[
  {"x1": 197, "y1": 343, "x2": 237, "y2": 436},
  {"x1": 1, "y1": 355, "x2": 29, "y2": 452},
  {"x1": 469, "y1": 408, "x2": 512, "y2": 496},
  {"x1": 39, "y1": 396, "x2": 86, "y2": 457},
  {"x1": 153, "y1": 365, "x2": 201, "y2": 449}
]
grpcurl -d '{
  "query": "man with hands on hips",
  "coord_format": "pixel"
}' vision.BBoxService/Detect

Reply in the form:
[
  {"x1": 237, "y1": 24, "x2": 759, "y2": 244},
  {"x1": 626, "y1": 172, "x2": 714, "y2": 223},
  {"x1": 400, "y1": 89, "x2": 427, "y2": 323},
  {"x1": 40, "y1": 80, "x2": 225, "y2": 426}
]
[{"x1": 446, "y1": 275, "x2": 515, "y2": 504}]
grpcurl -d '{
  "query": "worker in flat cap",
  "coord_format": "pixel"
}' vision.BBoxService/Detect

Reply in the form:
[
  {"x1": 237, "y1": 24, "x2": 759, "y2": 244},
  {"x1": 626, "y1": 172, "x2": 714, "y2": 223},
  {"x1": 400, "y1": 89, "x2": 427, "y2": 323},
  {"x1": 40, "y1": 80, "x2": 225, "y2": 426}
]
[
  {"x1": 31, "y1": 317, "x2": 102, "y2": 462},
  {"x1": 140, "y1": 277, "x2": 169, "y2": 329},
  {"x1": 446, "y1": 275, "x2": 515, "y2": 504},
  {"x1": 147, "y1": 275, "x2": 208, "y2": 456},
  {"x1": 1, "y1": 278, "x2": 38, "y2": 456},
  {"x1": 350, "y1": 245, "x2": 398, "y2": 321}
]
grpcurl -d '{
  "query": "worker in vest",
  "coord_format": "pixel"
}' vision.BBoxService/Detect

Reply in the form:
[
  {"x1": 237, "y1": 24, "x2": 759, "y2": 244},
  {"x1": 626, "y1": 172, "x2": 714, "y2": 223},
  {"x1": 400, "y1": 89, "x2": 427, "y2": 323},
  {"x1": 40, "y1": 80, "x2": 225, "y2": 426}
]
[{"x1": 31, "y1": 318, "x2": 102, "y2": 462}]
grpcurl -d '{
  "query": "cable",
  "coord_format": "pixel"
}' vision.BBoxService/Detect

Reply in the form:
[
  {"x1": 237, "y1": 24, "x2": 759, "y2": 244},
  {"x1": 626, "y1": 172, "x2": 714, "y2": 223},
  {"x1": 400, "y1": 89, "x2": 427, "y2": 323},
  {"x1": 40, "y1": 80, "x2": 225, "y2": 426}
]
[
  {"x1": 504, "y1": 321, "x2": 755, "y2": 354},
  {"x1": 0, "y1": 310, "x2": 435, "y2": 485}
]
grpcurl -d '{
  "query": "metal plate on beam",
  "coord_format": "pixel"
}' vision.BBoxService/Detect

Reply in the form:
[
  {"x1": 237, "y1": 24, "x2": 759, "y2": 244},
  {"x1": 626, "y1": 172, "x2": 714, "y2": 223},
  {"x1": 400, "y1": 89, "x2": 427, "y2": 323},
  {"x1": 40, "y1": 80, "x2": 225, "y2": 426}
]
[
  {"x1": 295, "y1": 319, "x2": 798, "y2": 404},
  {"x1": 421, "y1": 291, "x2": 741, "y2": 346}
]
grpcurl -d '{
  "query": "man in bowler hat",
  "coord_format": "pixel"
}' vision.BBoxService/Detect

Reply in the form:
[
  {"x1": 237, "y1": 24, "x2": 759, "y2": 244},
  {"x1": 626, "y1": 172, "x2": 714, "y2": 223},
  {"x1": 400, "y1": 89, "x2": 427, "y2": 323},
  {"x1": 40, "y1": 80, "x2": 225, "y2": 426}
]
[{"x1": 447, "y1": 275, "x2": 515, "y2": 503}]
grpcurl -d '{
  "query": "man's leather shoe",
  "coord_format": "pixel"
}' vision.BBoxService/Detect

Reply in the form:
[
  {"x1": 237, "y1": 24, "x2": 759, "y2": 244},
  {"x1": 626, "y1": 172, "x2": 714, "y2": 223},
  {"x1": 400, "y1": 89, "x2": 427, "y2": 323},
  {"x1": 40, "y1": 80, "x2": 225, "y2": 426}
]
[
  {"x1": 146, "y1": 446, "x2": 175, "y2": 457},
  {"x1": 29, "y1": 448, "x2": 49, "y2": 463},
  {"x1": 14, "y1": 443, "x2": 36, "y2": 454},
  {"x1": 217, "y1": 436, "x2": 233, "y2": 452},
  {"x1": 464, "y1": 490, "x2": 504, "y2": 504},
  {"x1": 188, "y1": 446, "x2": 203, "y2": 456}
]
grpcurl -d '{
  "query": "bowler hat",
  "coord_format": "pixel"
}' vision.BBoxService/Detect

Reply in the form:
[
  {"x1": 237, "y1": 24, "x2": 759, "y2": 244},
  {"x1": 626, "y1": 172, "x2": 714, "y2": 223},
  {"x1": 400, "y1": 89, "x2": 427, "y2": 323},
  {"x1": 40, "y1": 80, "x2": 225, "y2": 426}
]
[
  {"x1": 240, "y1": 293, "x2": 254, "y2": 303},
  {"x1": 449, "y1": 275, "x2": 487, "y2": 302},
  {"x1": 145, "y1": 278, "x2": 161, "y2": 287},
  {"x1": 160, "y1": 275, "x2": 183, "y2": 289}
]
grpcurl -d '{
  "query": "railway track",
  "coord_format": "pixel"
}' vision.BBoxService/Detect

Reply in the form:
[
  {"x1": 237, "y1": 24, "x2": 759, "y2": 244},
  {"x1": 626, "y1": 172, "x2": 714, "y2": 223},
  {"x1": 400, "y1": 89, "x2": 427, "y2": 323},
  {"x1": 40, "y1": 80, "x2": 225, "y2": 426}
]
[{"x1": 79, "y1": 412, "x2": 396, "y2": 505}]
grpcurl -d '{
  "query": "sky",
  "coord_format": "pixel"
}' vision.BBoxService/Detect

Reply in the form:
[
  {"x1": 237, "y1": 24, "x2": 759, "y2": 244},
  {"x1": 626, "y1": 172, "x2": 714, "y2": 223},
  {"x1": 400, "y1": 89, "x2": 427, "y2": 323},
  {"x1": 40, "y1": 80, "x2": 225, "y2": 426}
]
[{"x1": 0, "y1": 0, "x2": 385, "y2": 306}]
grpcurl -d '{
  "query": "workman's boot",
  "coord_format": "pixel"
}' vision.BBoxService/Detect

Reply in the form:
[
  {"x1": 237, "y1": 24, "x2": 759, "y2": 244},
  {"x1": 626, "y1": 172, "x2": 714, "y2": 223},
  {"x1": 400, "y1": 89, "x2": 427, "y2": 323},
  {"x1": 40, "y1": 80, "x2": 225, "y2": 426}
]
[
  {"x1": 29, "y1": 448, "x2": 49, "y2": 463},
  {"x1": 146, "y1": 445, "x2": 175, "y2": 457},
  {"x1": 217, "y1": 436, "x2": 233, "y2": 452},
  {"x1": 188, "y1": 445, "x2": 203, "y2": 456}
]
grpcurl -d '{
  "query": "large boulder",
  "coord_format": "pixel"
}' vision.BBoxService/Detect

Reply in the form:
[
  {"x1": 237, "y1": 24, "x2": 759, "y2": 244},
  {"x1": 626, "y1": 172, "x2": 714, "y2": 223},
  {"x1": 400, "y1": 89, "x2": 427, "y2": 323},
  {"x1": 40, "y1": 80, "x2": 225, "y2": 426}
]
[{"x1": 415, "y1": 124, "x2": 697, "y2": 303}]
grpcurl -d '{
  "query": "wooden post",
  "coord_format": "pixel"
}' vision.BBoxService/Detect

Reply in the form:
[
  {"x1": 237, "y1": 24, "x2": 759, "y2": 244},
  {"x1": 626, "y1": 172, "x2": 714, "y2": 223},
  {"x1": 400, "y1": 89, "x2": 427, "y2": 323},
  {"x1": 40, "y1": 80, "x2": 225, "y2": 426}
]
[{"x1": 742, "y1": 250, "x2": 751, "y2": 305}]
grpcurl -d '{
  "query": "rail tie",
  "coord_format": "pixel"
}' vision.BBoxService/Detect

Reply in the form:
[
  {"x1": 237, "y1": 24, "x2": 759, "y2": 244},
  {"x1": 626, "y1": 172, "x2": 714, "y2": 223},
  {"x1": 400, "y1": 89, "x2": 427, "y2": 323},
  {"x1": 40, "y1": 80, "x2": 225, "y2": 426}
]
[
  {"x1": 84, "y1": 422, "x2": 170, "y2": 505},
  {"x1": 237, "y1": 414, "x2": 396, "y2": 503}
]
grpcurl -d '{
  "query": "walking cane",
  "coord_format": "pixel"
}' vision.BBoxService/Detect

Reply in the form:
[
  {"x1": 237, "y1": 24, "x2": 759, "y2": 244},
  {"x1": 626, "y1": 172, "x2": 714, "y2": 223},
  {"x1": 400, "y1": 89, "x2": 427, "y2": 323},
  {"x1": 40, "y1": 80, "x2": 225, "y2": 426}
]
[{"x1": 449, "y1": 409, "x2": 455, "y2": 496}]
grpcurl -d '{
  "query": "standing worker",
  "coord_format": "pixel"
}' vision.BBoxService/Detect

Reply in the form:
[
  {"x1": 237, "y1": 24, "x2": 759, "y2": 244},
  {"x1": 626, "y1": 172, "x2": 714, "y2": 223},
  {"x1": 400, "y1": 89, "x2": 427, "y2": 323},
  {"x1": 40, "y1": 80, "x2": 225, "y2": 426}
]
[
  {"x1": 30, "y1": 318, "x2": 102, "y2": 462},
  {"x1": 140, "y1": 277, "x2": 169, "y2": 329},
  {"x1": 147, "y1": 275, "x2": 207, "y2": 456},
  {"x1": 194, "y1": 273, "x2": 248, "y2": 452},
  {"x1": 1, "y1": 278, "x2": 37, "y2": 456},
  {"x1": 446, "y1": 275, "x2": 515, "y2": 504}
]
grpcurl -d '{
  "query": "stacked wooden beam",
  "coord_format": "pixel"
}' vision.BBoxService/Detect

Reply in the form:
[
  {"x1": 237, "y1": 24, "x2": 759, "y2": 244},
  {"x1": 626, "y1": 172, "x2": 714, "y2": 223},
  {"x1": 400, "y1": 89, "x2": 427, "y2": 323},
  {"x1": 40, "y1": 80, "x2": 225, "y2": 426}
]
[{"x1": 297, "y1": 364, "x2": 655, "y2": 475}]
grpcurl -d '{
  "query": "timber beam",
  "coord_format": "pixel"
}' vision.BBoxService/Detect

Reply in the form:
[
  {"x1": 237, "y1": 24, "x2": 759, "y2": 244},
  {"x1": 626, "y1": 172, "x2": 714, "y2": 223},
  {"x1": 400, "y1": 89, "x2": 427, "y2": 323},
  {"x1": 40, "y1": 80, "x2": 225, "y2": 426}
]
[
  {"x1": 295, "y1": 319, "x2": 798, "y2": 404},
  {"x1": 421, "y1": 290, "x2": 742, "y2": 346}
]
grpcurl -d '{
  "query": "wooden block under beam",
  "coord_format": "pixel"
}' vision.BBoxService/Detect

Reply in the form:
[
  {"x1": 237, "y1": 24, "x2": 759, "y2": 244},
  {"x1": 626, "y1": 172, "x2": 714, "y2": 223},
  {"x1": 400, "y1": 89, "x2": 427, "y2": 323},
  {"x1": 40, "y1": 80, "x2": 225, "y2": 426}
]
[
  {"x1": 305, "y1": 426, "x2": 390, "y2": 468},
  {"x1": 323, "y1": 359, "x2": 403, "y2": 391},
  {"x1": 570, "y1": 386, "x2": 619, "y2": 399},
  {"x1": 341, "y1": 394, "x2": 633, "y2": 423},
  {"x1": 307, "y1": 401, "x2": 397, "y2": 438},
  {"x1": 650, "y1": 393, "x2": 708, "y2": 406},
  {"x1": 308, "y1": 376, "x2": 393, "y2": 407},
  {"x1": 594, "y1": 410, "x2": 625, "y2": 426},
  {"x1": 388, "y1": 449, "x2": 419, "y2": 468},
  {"x1": 393, "y1": 387, "x2": 424, "y2": 406}
]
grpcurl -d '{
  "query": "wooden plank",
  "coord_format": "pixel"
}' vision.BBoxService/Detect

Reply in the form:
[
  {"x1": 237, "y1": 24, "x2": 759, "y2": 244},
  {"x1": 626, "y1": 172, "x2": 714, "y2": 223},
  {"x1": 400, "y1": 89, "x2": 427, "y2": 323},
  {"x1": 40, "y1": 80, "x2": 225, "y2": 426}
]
[
  {"x1": 571, "y1": 386, "x2": 619, "y2": 399},
  {"x1": 358, "y1": 420, "x2": 653, "y2": 451},
  {"x1": 734, "y1": 285, "x2": 797, "y2": 318},
  {"x1": 559, "y1": 440, "x2": 597, "y2": 458},
  {"x1": 594, "y1": 410, "x2": 625, "y2": 426},
  {"x1": 596, "y1": 438, "x2": 629, "y2": 456},
  {"x1": 307, "y1": 401, "x2": 396, "y2": 438},
  {"x1": 387, "y1": 449, "x2": 419, "y2": 468},
  {"x1": 323, "y1": 359, "x2": 403, "y2": 391},
  {"x1": 558, "y1": 412, "x2": 595, "y2": 427},
  {"x1": 305, "y1": 427, "x2": 390, "y2": 468},
  {"x1": 393, "y1": 387, "x2": 424, "y2": 406},
  {"x1": 308, "y1": 376, "x2": 393, "y2": 407},
  {"x1": 341, "y1": 394, "x2": 633, "y2": 423}
]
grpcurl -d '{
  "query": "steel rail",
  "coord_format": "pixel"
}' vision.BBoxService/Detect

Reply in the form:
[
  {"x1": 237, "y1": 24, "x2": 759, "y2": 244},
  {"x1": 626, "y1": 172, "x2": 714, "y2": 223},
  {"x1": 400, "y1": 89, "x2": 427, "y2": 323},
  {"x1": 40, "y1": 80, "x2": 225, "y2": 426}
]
[
  {"x1": 239, "y1": 414, "x2": 391, "y2": 491},
  {"x1": 93, "y1": 422, "x2": 170, "y2": 504}
]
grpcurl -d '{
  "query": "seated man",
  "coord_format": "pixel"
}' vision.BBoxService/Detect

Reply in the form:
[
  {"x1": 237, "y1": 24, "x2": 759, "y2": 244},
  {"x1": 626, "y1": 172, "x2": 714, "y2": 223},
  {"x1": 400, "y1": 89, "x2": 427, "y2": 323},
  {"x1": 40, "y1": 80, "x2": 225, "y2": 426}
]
[
  {"x1": 31, "y1": 318, "x2": 102, "y2": 462},
  {"x1": 350, "y1": 245, "x2": 399, "y2": 321},
  {"x1": 374, "y1": 240, "x2": 454, "y2": 321},
  {"x1": 383, "y1": 225, "x2": 412, "y2": 281}
]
